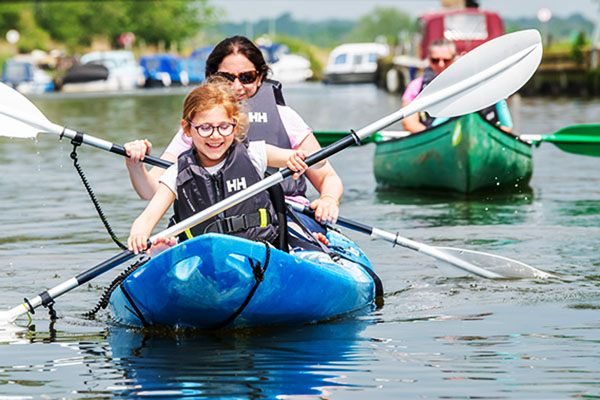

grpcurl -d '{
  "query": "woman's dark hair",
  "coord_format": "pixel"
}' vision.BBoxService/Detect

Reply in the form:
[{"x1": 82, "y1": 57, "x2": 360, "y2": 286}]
[{"x1": 205, "y1": 36, "x2": 270, "y2": 81}]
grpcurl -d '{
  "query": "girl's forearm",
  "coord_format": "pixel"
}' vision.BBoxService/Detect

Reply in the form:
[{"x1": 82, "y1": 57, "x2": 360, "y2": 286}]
[{"x1": 128, "y1": 164, "x2": 161, "y2": 200}]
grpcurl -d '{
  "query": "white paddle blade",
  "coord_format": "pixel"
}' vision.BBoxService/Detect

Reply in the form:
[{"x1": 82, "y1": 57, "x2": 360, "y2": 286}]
[
  {"x1": 418, "y1": 29, "x2": 542, "y2": 118},
  {"x1": 0, "y1": 82, "x2": 55, "y2": 138},
  {"x1": 436, "y1": 247, "x2": 556, "y2": 279}
]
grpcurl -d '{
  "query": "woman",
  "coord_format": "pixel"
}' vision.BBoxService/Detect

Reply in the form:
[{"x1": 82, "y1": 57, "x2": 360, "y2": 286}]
[{"x1": 125, "y1": 36, "x2": 342, "y2": 225}]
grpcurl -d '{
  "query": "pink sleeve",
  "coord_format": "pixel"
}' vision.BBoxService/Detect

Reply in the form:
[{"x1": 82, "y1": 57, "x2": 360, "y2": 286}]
[
  {"x1": 402, "y1": 77, "x2": 423, "y2": 103},
  {"x1": 277, "y1": 105, "x2": 312, "y2": 149},
  {"x1": 164, "y1": 127, "x2": 193, "y2": 157}
]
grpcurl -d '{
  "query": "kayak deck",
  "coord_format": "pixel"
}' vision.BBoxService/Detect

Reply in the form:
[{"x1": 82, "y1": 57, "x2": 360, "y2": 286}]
[{"x1": 109, "y1": 232, "x2": 376, "y2": 329}]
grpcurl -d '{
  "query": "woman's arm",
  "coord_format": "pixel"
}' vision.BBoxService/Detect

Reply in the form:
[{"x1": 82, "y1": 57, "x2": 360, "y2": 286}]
[
  {"x1": 295, "y1": 133, "x2": 343, "y2": 224},
  {"x1": 125, "y1": 139, "x2": 177, "y2": 200},
  {"x1": 128, "y1": 183, "x2": 176, "y2": 254},
  {"x1": 125, "y1": 129, "x2": 191, "y2": 200}
]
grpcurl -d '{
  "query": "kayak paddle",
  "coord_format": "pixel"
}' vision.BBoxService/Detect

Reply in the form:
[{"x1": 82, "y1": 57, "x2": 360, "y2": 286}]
[
  {"x1": 0, "y1": 29, "x2": 543, "y2": 323},
  {"x1": 316, "y1": 125, "x2": 600, "y2": 159},
  {"x1": 286, "y1": 201, "x2": 555, "y2": 279},
  {"x1": 520, "y1": 124, "x2": 600, "y2": 157},
  {"x1": 0, "y1": 82, "x2": 172, "y2": 169}
]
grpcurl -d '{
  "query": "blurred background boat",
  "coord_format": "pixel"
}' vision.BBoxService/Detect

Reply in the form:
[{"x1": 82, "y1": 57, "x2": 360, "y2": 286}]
[
  {"x1": 323, "y1": 42, "x2": 389, "y2": 84},
  {"x1": 1, "y1": 55, "x2": 54, "y2": 94},
  {"x1": 140, "y1": 53, "x2": 206, "y2": 87},
  {"x1": 257, "y1": 39, "x2": 313, "y2": 83},
  {"x1": 60, "y1": 50, "x2": 145, "y2": 93}
]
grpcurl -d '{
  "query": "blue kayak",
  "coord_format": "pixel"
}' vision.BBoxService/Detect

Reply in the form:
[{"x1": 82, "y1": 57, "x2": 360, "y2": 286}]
[{"x1": 109, "y1": 231, "x2": 378, "y2": 329}]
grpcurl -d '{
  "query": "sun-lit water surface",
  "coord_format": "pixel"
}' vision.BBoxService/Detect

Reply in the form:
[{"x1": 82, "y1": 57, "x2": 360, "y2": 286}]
[{"x1": 0, "y1": 83, "x2": 599, "y2": 399}]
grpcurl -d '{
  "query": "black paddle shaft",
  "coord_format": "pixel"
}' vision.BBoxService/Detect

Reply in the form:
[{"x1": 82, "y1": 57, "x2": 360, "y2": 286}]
[
  {"x1": 293, "y1": 202, "x2": 374, "y2": 235},
  {"x1": 110, "y1": 144, "x2": 173, "y2": 169},
  {"x1": 68, "y1": 130, "x2": 174, "y2": 169},
  {"x1": 280, "y1": 134, "x2": 358, "y2": 179}
]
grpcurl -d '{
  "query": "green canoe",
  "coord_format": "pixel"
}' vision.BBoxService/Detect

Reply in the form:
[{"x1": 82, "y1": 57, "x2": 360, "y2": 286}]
[{"x1": 372, "y1": 113, "x2": 533, "y2": 193}]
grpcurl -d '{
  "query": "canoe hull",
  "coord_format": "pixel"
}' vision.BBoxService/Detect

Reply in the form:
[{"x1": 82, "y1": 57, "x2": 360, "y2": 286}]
[
  {"x1": 109, "y1": 232, "x2": 376, "y2": 329},
  {"x1": 373, "y1": 113, "x2": 533, "y2": 193}
]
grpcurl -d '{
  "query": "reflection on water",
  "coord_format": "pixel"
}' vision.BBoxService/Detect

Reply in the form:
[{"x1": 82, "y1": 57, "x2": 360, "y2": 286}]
[
  {"x1": 1, "y1": 84, "x2": 600, "y2": 399},
  {"x1": 106, "y1": 317, "x2": 373, "y2": 398},
  {"x1": 375, "y1": 187, "x2": 535, "y2": 227},
  {"x1": 0, "y1": 314, "x2": 374, "y2": 398}
]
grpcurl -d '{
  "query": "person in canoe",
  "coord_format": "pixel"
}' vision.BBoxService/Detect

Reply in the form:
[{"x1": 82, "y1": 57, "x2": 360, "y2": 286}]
[
  {"x1": 401, "y1": 38, "x2": 513, "y2": 133},
  {"x1": 128, "y1": 79, "x2": 326, "y2": 255},
  {"x1": 124, "y1": 35, "x2": 342, "y2": 229}
]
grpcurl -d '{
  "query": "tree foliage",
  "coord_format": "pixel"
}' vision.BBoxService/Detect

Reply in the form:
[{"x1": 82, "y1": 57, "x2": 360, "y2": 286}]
[
  {"x1": 348, "y1": 7, "x2": 418, "y2": 44},
  {"x1": 0, "y1": 1, "x2": 215, "y2": 52}
]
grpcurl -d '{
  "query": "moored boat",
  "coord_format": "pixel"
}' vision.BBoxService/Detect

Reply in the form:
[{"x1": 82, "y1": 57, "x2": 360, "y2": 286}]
[
  {"x1": 373, "y1": 113, "x2": 533, "y2": 193},
  {"x1": 258, "y1": 40, "x2": 313, "y2": 83},
  {"x1": 140, "y1": 54, "x2": 206, "y2": 87},
  {"x1": 109, "y1": 231, "x2": 378, "y2": 329},
  {"x1": 323, "y1": 42, "x2": 389, "y2": 84},
  {"x1": 2, "y1": 57, "x2": 55, "y2": 94},
  {"x1": 60, "y1": 50, "x2": 145, "y2": 93}
]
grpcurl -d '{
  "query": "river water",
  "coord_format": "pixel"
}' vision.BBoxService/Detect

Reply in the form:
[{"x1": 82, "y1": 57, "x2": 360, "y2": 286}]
[{"x1": 0, "y1": 83, "x2": 599, "y2": 399}]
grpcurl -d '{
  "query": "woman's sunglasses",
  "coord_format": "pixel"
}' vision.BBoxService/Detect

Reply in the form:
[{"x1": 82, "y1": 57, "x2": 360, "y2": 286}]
[{"x1": 214, "y1": 70, "x2": 260, "y2": 84}]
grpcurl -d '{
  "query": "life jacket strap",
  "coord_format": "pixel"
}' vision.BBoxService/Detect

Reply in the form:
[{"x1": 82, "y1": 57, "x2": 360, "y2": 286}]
[{"x1": 204, "y1": 209, "x2": 271, "y2": 234}]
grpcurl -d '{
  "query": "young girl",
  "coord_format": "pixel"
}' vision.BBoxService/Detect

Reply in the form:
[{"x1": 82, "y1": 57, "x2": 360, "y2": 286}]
[{"x1": 128, "y1": 80, "x2": 322, "y2": 255}]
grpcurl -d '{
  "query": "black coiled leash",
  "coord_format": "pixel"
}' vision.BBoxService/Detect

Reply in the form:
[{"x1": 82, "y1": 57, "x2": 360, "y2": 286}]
[{"x1": 70, "y1": 135, "x2": 127, "y2": 250}]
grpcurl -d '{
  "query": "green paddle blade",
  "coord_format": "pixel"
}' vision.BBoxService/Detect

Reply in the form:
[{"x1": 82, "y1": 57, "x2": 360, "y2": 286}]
[
  {"x1": 544, "y1": 124, "x2": 600, "y2": 157},
  {"x1": 313, "y1": 131, "x2": 382, "y2": 147}
]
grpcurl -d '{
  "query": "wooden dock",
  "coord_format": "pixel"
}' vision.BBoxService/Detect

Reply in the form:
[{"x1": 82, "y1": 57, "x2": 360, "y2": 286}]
[{"x1": 521, "y1": 47, "x2": 600, "y2": 96}]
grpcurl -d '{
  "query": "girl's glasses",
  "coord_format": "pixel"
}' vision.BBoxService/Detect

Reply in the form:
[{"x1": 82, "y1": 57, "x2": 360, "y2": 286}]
[
  {"x1": 214, "y1": 70, "x2": 260, "y2": 84},
  {"x1": 189, "y1": 120, "x2": 237, "y2": 137}
]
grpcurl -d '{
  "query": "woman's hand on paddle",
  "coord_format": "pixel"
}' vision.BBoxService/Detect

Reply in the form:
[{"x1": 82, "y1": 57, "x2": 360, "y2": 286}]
[
  {"x1": 286, "y1": 150, "x2": 309, "y2": 180},
  {"x1": 124, "y1": 139, "x2": 153, "y2": 167},
  {"x1": 310, "y1": 194, "x2": 339, "y2": 224},
  {"x1": 147, "y1": 237, "x2": 177, "y2": 257},
  {"x1": 128, "y1": 234, "x2": 176, "y2": 256}
]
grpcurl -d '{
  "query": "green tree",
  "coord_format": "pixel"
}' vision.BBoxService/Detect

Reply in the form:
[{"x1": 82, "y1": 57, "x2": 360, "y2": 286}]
[
  {"x1": 0, "y1": 0, "x2": 215, "y2": 52},
  {"x1": 34, "y1": 2, "x2": 126, "y2": 49},
  {"x1": 348, "y1": 7, "x2": 418, "y2": 44},
  {"x1": 123, "y1": 1, "x2": 214, "y2": 49},
  {"x1": 0, "y1": 4, "x2": 52, "y2": 52},
  {"x1": 571, "y1": 30, "x2": 587, "y2": 65}
]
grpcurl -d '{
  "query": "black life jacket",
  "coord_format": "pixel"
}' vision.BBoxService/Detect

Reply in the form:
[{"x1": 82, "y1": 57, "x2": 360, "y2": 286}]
[
  {"x1": 418, "y1": 67, "x2": 438, "y2": 128},
  {"x1": 418, "y1": 67, "x2": 499, "y2": 129},
  {"x1": 478, "y1": 103, "x2": 501, "y2": 128},
  {"x1": 244, "y1": 79, "x2": 308, "y2": 198},
  {"x1": 173, "y1": 140, "x2": 278, "y2": 244}
]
